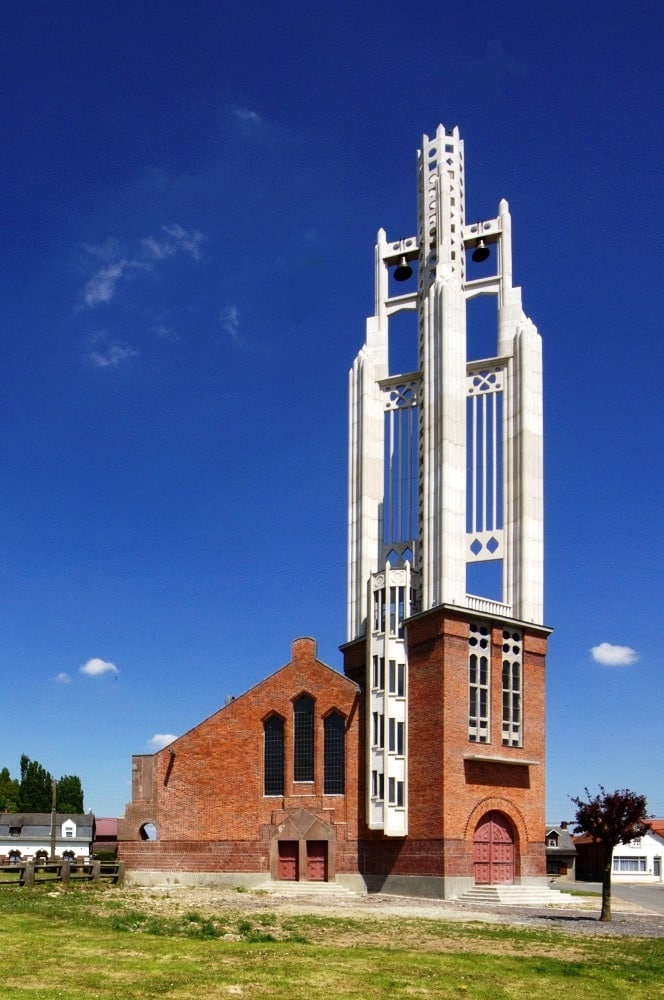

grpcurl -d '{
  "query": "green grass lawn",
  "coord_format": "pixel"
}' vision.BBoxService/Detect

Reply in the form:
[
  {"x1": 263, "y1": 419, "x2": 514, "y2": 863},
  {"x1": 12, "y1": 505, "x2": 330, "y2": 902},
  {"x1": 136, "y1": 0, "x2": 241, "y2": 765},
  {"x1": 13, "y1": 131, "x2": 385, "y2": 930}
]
[{"x1": 0, "y1": 885, "x2": 661, "y2": 999}]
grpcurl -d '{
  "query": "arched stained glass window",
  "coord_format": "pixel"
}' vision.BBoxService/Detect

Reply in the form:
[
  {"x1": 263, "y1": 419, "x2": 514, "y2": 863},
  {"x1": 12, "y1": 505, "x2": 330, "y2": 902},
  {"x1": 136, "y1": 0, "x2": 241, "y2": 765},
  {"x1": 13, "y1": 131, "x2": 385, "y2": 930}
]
[
  {"x1": 264, "y1": 715, "x2": 284, "y2": 796},
  {"x1": 293, "y1": 694, "x2": 314, "y2": 782},
  {"x1": 324, "y1": 712, "x2": 345, "y2": 795}
]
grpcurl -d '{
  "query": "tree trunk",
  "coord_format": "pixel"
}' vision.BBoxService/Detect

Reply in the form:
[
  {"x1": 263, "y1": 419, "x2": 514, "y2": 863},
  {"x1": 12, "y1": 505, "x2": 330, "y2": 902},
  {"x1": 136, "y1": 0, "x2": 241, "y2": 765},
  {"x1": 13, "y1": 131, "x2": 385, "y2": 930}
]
[{"x1": 600, "y1": 845, "x2": 613, "y2": 921}]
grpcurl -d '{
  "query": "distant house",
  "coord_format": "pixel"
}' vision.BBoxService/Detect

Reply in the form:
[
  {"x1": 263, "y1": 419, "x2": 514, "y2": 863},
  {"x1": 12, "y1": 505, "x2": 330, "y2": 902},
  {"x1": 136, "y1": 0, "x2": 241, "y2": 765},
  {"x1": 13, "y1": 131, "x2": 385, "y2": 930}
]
[
  {"x1": 574, "y1": 820, "x2": 664, "y2": 882},
  {"x1": 0, "y1": 813, "x2": 94, "y2": 863},
  {"x1": 92, "y1": 817, "x2": 118, "y2": 858},
  {"x1": 545, "y1": 822, "x2": 576, "y2": 881}
]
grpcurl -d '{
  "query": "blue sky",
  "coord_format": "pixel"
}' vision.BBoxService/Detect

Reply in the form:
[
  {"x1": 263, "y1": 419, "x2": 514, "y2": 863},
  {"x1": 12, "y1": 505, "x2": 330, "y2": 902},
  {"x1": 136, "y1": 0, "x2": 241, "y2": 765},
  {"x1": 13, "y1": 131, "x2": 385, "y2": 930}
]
[{"x1": 1, "y1": 1, "x2": 662, "y2": 822}]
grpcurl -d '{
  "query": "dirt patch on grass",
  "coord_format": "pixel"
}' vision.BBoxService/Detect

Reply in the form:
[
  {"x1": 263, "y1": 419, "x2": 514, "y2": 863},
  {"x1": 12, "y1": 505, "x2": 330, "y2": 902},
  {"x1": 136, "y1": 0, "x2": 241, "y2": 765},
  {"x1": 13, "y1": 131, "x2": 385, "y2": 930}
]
[{"x1": 83, "y1": 883, "x2": 664, "y2": 952}]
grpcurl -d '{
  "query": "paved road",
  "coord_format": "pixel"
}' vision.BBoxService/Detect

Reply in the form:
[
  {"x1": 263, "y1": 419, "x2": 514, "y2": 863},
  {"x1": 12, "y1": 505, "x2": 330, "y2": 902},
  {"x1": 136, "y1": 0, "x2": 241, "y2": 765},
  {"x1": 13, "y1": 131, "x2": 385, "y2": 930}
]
[{"x1": 579, "y1": 881, "x2": 664, "y2": 915}]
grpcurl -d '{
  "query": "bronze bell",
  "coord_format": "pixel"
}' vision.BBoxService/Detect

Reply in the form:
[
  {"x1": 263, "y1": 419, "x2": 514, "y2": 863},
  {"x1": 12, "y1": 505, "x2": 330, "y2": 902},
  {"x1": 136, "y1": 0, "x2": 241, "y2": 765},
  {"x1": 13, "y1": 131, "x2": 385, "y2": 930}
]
[
  {"x1": 471, "y1": 239, "x2": 490, "y2": 263},
  {"x1": 394, "y1": 256, "x2": 413, "y2": 281}
]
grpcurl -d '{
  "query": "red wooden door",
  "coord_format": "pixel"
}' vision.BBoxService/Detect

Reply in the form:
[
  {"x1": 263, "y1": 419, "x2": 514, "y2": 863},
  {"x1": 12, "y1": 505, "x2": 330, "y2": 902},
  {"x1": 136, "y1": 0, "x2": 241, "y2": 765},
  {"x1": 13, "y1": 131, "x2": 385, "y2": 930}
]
[
  {"x1": 278, "y1": 841, "x2": 298, "y2": 881},
  {"x1": 306, "y1": 840, "x2": 328, "y2": 882},
  {"x1": 473, "y1": 812, "x2": 514, "y2": 884}
]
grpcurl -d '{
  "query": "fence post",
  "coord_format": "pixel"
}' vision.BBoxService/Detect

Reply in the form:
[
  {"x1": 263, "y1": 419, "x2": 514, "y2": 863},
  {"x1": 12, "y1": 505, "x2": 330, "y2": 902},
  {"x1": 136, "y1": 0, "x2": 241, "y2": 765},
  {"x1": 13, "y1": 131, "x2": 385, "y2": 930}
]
[
  {"x1": 23, "y1": 860, "x2": 35, "y2": 887},
  {"x1": 91, "y1": 860, "x2": 101, "y2": 882},
  {"x1": 61, "y1": 859, "x2": 71, "y2": 884}
]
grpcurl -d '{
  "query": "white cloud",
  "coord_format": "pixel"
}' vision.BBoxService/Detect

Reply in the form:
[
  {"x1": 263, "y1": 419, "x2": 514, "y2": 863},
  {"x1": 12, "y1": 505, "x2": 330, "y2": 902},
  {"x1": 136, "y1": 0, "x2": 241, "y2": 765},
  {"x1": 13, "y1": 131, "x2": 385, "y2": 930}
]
[
  {"x1": 86, "y1": 333, "x2": 138, "y2": 368},
  {"x1": 80, "y1": 657, "x2": 119, "y2": 677},
  {"x1": 233, "y1": 107, "x2": 262, "y2": 125},
  {"x1": 221, "y1": 304, "x2": 241, "y2": 341},
  {"x1": 141, "y1": 224, "x2": 204, "y2": 262},
  {"x1": 590, "y1": 642, "x2": 639, "y2": 667},
  {"x1": 55, "y1": 672, "x2": 72, "y2": 684},
  {"x1": 151, "y1": 323, "x2": 179, "y2": 342},
  {"x1": 148, "y1": 733, "x2": 177, "y2": 750},
  {"x1": 83, "y1": 260, "x2": 141, "y2": 307},
  {"x1": 81, "y1": 223, "x2": 204, "y2": 308}
]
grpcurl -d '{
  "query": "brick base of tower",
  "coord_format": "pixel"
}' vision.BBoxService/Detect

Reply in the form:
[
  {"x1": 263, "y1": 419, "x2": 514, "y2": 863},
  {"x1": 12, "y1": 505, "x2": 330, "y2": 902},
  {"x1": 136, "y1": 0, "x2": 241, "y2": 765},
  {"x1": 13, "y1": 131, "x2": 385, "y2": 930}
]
[{"x1": 342, "y1": 605, "x2": 549, "y2": 899}]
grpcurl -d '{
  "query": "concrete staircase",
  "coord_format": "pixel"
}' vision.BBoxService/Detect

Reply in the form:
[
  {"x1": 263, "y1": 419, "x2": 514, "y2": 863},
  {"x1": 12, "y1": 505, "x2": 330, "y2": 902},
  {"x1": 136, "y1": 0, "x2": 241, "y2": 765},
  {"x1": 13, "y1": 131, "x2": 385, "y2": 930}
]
[{"x1": 456, "y1": 884, "x2": 584, "y2": 907}]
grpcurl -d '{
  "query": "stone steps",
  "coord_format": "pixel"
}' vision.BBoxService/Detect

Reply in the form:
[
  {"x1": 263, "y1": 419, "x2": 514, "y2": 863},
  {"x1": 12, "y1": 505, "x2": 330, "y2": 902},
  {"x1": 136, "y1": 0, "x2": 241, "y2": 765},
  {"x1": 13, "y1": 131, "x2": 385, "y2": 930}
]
[{"x1": 457, "y1": 884, "x2": 583, "y2": 906}]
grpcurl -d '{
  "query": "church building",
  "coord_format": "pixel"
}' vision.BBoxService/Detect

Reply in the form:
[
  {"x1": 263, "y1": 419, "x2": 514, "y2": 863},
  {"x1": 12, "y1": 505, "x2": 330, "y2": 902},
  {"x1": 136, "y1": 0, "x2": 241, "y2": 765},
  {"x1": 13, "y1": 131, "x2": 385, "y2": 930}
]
[{"x1": 118, "y1": 124, "x2": 549, "y2": 898}]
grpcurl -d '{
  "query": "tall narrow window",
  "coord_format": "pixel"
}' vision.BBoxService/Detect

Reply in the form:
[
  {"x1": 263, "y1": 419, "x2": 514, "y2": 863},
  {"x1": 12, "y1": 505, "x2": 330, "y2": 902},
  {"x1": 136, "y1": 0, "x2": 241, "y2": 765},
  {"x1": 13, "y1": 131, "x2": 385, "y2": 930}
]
[
  {"x1": 502, "y1": 629, "x2": 522, "y2": 746},
  {"x1": 388, "y1": 660, "x2": 406, "y2": 696},
  {"x1": 264, "y1": 715, "x2": 284, "y2": 796},
  {"x1": 324, "y1": 712, "x2": 345, "y2": 794},
  {"x1": 468, "y1": 621, "x2": 490, "y2": 743},
  {"x1": 372, "y1": 711, "x2": 385, "y2": 748},
  {"x1": 293, "y1": 694, "x2": 314, "y2": 781},
  {"x1": 371, "y1": 770, "x2": 384, "y2": 800},
  {"x1": 388, "y1": 777, "x2": 404, "y2": 807}
]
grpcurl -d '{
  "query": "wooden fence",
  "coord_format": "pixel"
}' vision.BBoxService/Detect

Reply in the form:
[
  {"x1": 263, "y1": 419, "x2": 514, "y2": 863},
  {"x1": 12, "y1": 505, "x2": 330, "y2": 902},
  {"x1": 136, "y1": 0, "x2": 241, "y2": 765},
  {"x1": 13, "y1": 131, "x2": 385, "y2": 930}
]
[{"x1": 0, "y1": 859, "x2": 124, "y2": 887}]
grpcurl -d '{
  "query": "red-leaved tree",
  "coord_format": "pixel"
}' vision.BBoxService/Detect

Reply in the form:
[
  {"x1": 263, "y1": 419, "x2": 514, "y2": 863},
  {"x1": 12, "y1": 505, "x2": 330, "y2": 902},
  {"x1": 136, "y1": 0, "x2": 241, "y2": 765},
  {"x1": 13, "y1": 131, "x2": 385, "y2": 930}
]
[{"x1": 572, "y1": 786, "x2": 648, "y2": 921}]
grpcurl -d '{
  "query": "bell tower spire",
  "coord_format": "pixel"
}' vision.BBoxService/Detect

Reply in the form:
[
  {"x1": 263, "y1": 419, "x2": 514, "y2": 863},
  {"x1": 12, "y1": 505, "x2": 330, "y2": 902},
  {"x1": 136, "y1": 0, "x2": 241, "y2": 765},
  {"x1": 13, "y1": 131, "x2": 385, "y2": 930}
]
[{"x1": 346, "y1": 124, "x2": 545, "y2": 846}]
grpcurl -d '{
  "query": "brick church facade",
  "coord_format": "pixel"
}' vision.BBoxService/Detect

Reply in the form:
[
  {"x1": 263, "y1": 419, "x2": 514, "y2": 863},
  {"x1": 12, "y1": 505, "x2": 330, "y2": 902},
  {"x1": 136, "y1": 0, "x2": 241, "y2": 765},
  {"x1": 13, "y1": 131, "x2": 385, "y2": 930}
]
[{"x1": 118, "y1": 124, "x2": 550, "y2": 897}]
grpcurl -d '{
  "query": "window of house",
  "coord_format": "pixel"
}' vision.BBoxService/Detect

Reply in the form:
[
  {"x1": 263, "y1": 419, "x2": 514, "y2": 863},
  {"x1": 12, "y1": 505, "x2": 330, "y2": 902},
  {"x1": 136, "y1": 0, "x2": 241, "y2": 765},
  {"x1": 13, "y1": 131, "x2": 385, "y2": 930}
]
[
  {"x1": 293, "y1": 694, "x2": 314, "y2": 782},
  {"x1": 372, "y1": 655, "x2": 385, "y2": 690},
  {"x1": 373, "y1": 587, "x2": 385, "y2": 633},
  {"x1": 9, "y1": 827, "x2": 20, "y2": 837},
  {"x1": 371, "y1": 711, "x2": 384, "y2": 748},
  {"x1": 613, "y1": 856, "x2": 647, "y2": 873},
  {"x1": 264, "y1": 715, "x2": 284, "y2": 795},
  {"x1": 388, "y1": 777, "x2": 404, "y2": 807},
  {"x1": 501, "y1": 629, "x2": 522, "y2": 746},
  {"x1": 546, "y1": 833, "x2": 559, "y2": 847},
  {"x1": 323, "y1": 712, "x2": 345, "y2": 795},
  {"x1": 388, "y1": 585, "x2": 406, "y2": 636},
  {"x1": 371, "y1": 770, "x2": 384, "y2": 800},
  {"x1": 388, "y1": 718, "x2": 404, "y2": 755},
  {"x1": 468, "y1": 622, "x2": 490, "y2": 742},
  {"x1": 388, "y1": 660, "x2": 406, "y2": 696}
]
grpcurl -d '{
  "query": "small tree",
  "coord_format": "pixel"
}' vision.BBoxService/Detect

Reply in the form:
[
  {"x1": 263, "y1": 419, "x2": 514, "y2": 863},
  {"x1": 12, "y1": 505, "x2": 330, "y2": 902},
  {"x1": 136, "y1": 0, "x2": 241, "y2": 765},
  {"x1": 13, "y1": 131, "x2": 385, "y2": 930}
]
[
  {"x1": 572, "y1": 786, "x2": 648, "y2": 921},
  {"x1": 0, "y1": 767, "x2": 19, "y2": 811}
]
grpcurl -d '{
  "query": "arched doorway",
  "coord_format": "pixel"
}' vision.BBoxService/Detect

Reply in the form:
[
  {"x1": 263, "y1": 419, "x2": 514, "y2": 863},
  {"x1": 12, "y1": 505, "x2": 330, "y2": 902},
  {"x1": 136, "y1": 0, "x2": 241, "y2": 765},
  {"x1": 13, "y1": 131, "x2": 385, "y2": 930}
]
[{"x1": 473, "y1": 811, "x2": 515, "y2": 884}]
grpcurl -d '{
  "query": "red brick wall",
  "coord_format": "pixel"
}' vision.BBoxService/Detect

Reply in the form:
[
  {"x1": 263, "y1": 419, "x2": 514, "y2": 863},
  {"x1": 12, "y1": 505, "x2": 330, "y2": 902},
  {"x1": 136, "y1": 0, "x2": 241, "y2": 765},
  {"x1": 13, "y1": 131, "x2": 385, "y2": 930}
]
[
  {"x1": 405, "y1": 607, "x2": 547, "y2": 880},
  {"x1": 118, "y1": 638, "x2": 361, "y2": 871},
  {"x1": 120, "y1": 620, "x2": 547, "y2": 888}
]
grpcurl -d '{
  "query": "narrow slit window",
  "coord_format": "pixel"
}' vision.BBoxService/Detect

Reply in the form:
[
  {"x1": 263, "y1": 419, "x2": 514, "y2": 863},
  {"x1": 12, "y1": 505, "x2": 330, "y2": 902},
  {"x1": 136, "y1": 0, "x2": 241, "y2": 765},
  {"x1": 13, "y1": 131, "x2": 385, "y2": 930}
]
[
  {"x1": 324, "y1": 712, "x2": 345, "y2": 795},
  {"x1": 263, "y1": 715, "x2": 284, "y2": 796},
  {"x1": 293, "y1": 695, "x2": 314, "y2": 781}
]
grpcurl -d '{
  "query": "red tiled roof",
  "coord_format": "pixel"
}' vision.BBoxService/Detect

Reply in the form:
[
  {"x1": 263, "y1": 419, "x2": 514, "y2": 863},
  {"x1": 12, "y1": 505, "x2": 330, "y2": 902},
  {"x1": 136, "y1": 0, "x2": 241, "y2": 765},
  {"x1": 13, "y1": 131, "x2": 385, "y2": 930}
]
[
  {"x1": 573, "y1": 819, "x2": 664, "y2": 844},
  {"x1": 94, "y1": 817, "x2": 118, "y2": 837}
]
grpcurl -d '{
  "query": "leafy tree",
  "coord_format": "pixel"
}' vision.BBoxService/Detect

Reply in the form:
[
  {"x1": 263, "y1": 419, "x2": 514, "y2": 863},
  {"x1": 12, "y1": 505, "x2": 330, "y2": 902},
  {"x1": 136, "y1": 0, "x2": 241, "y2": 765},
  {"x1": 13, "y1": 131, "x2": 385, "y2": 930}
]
[
  {"x1": 0, "y1": 767, "x2": 19, "y2": 812},
  {"x1": 57, "y1": 774, "x2": 84, "y2": 814},
  {"x1": 572, "y1": 786, "x2": 649, "y2": 921},
  {"x1": 5, "y1": 757, "x2": 85, "y2": 814},
  {"x1": 18, "y1": 755, "x2": 53, "y2": 812}
]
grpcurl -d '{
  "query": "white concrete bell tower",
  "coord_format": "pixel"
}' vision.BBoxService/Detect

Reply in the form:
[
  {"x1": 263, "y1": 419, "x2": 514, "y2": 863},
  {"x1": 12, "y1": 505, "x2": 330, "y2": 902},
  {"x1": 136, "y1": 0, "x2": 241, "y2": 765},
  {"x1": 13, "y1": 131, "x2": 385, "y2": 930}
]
[{"x1": 347, "y1": 124, "x2": 544, "y2": 837}]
